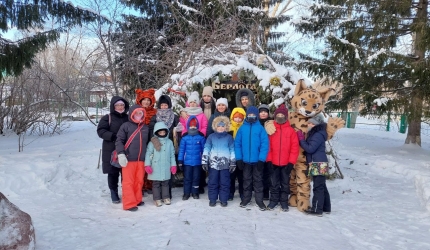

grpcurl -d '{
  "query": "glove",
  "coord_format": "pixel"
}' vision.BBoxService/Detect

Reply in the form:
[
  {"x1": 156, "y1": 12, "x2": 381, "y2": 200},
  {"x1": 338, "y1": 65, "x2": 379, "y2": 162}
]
[
  {"x1": 145, "y1": 166, "x2": 153, "y2": 174},
  {"x1": 202, "y1": 164, "x2": 208, "y2": 171},
  {"x1": 236, "y1": 160, "x2": 244, "y2": 170},
  {"x1": 111, "y1": 133, "x2": 117, "y2": 142},
  {"x1": 118, "y1": 154, "x2": 128, "y2": 167},
  {"x1": 178, "y1": 162, "x2": 183, "y2": 171},
  {"x1": 264, "y1": 120, "x2": 276, "y2": 135},
  {"x1": 229, "y1": 164, "x2": 236, "y2": 173},
  {"x1": 151, "y1": 136, "x2": 161, "y2": 151},
  {"x1": 286, "y1": 162, "x2": 294, "y2": 169},
  {"x1": 297, "y1": 130, "x2": 305, "y2": 141},
  {"x1": 171, "y1": 166, "x2": 177, "y2": 175},
  {"x1": 257, "y1": 161, "x2": 265, "y2": 170},
  {"x1": 175, "y1": 122, "x2": 184, "y2": 132}
]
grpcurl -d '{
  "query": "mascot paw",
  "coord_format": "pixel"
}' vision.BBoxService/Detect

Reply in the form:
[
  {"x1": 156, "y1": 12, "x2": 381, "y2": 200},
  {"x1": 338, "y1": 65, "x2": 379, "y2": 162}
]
[
  {"x1": 326, "y1": 117, "x2": 345, "y2": 140},
  {"x1": 297, "y1": 199, "x2": 310, "y2": 212},
  {"x1": 288, "y1": 194, "x2": 298, "y2": 207},
  {"x1": 264, "y1": 120, "x2": 276, "y2": 135}
]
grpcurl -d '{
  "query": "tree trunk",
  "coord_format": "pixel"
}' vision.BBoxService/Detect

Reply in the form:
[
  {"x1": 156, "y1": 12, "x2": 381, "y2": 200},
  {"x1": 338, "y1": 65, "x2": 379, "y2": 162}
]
[{"x1": 405, "y1": 0, "x2": 427, "y2": 146}]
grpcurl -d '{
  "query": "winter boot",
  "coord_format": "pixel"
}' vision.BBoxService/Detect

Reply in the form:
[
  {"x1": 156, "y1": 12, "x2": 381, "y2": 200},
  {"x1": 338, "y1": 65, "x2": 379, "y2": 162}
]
[
  {"x1": 182, "y1": 194, "x2": 190, "y2": 200},
  {"x1": 240, "y1": 201, "x2": 250, "y2": 208},
  {"x1": 221, "y1": 202, "x2": 228, "y2": 207},
  {"x1": 209, "y1": 200, "x2": 216, "y2": 207},
  {"x1": 228, "y1": 193, "x2": 234, "y2": 201},
  {"x1": 199, "y1": 187, "x2": 205, "y2": 194},
  {"x1": 164, "y1": 198, "x2": 171, "y2": 205},
  {"x1": 192, "y1": 193, "x2": 200, "y2": 199},
  {"x1": 280, "y1": 202, "x2": 289, "y2": 212},
  {"x1": 267, "y1": 202, "x2": 278, "y2": 211},
  {"x1": 127, "y1": 206, "x2": 138, "y2": 212},
  {"x1": 255, "y1": 201, "x2": 267, "y2": 211},
  {"x1": 110, "y1": 189, "x2": 120, "y2": 204},
  {"x1": 154, "y1": 200, "x2": 163, "y2": 207},
  {"x1": 305, "y1": 210, "x2": 323, "y2": 217},
  {"x1": 137, "y1": 201, "x2": 145, "y2": 206}
]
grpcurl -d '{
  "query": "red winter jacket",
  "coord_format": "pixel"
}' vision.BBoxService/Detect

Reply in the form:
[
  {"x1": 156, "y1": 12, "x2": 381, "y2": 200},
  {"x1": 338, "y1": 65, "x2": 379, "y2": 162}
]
[{"x1": 266, "y1": 121, "x2": 299, "y2": 166}]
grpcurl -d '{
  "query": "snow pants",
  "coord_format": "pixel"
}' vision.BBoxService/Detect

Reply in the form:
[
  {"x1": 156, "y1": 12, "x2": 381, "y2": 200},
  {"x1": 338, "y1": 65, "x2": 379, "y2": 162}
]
[
  {"x1": 183, "y1": 165, "x2": 201, "y2": 195},
  {"x1": 311, "y1": 175, "x2": 331, "y2": 213},
  {"x1": 242, "y1": 163, "x2": 264, "y2": 205},
  {"x1": 269, "y1": 164, "x2": 293, "y2": 206},
  {"x1": 229, "y1": 167, "x2": 243, "y2": 196},
  {"x1": 152, "y1": 180, "x2": 170, "y2": 200},
  {"x1": 122, "y1": 161, "x2": 145, "y2": 210},
  {"x1": 208, "y1": 168, "x2": 230, "y2": 203}
]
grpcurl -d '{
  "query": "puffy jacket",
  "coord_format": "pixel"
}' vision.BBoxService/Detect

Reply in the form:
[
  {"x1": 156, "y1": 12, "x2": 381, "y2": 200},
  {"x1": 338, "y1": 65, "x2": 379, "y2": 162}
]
[
  {"x1": 115, "y1": 105, "x2": 149, "y2": 162},
  {"x1": 299, "y1": 123, "x2": 328, "y2": 163},
  {"x1": 229, "y1": 107, "x2": 246, "y2": 138},
  {"x1": 206, "y1": 109, "x2": 231, "y2": 136},
  {"x1": 202, "y1": 116, "x2": 236, "y2": 170},
  {"x1": 97, "y1": 96, "x2": 129, "y2": 174},
  {"x1": 234, "y1": 107, "x2": 269, "y2": 163},
  {"x1": 178, "y1": 116, "x2": 206, "y2": 166},
  {"x1": 145, "y1": 122, "x2": 176, "y2": 181},
  {"x1": 267, "y1": 121, "x2": 299, "y2": 166}
]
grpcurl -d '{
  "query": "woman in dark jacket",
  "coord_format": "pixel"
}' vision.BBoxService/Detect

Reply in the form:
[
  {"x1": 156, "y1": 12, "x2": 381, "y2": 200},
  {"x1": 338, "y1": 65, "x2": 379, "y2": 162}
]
[
  {"x1": 97, "y1": 96, "x2": 130, "y2": 204},
  {"x1": 297, "y1": 114, "x2": 331, "y2": 217}
]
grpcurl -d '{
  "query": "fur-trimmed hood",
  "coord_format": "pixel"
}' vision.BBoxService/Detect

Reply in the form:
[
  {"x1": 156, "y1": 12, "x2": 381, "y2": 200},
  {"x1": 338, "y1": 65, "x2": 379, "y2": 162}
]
[
  {"x1": 212, "y1": 116, "x2": 231, "y2": 132},
  {"x1": 235, "y1": 88, "x2": 255, "y2": 109}
]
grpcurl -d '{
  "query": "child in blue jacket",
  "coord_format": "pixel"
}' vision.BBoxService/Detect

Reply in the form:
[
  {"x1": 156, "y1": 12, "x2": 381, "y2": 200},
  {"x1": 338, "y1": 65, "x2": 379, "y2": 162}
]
[
  {"x1": 178, "y1": 116, "x2": 206, "y2": 200},
  {"x1": 202, "y1": 116, "x2": 236, "y2": 207},
  {"x1": 234, "y1": 106, "x2": 269, "y2": 211}
]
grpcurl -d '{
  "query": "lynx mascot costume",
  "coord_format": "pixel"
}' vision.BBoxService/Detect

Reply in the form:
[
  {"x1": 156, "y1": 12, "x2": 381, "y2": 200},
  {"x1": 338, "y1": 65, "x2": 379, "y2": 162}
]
[{"x1": 266, "y1": 79, "x2": 345, "y2": 212}]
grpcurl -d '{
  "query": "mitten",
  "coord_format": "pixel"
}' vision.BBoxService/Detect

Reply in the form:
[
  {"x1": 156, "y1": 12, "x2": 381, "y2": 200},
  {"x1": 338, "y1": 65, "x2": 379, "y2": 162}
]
[
  {"x1": 264, "y1": 120, "x2": 276, "y2": 135},
  {"x1": 145, "y1": 166, "x2": 153, "y2": 174},
  {"x1": 118, "y1": 154, "x2": 128, "y2": 167},
  {"x1": 297, "y1": 130, "x2": 305, "y2": 141},
  {"x1": 229, "y1": 164, "x2": 236, "y2": 173},
  {"x1": 151, "y1": 136, "x2": 162, "y2": 151},
  {"x1": 178, "y1": 161, "x2": 184, "y2": 171},
  {"x1": 171, "y1": 166, "x2": 177, "y2": 175},
  {"x1": 286, "y1": 162, "x2": 294, "y2": 169},
  {"x1": 175, "y1": 122, "x2": 184, "y2": 132},
  {"x1": 202, "y1": 164, "x2": 208, "y2": 171},
  {"x1": 236, "y1": 160, "x2": 244, "y2": 170},
  {"x1": 111, "y1": 133, "x2": 117, "y2": 142}
]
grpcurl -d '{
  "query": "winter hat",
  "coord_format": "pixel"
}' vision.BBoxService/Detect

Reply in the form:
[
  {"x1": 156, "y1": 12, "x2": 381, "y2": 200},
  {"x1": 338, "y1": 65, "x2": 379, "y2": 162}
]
[
  {"x1": 216, "y1": 98, "x2": 228, "y2": 108},
  {"x1": 258, "y1": 104, "x2": 270, "y2": 114},
  {"x1": 246, "y1": 106, "x2": 258, "y2": 116},
  {"x1": 159, "y1": 97, "x2": 169, "y2": 106},
  {"x1": 135, "y1": 88, "x2": 156, "y2": 106},
  {"x1": 308, "y1": 113, "x2": 325, "y2": 126},
  {"x1": 240, "y1": 91, "x2": 249, "y2": 98},
  {"x1": 115, "y1": 100, "x2": 125, "y2": 106},
  {"x1": 233, "y1": 112, "x2": 244, "y2": 120},
  {"x1": 202, "y1": 86, "x2": 214, "y2": 97},
  {"x1": 188, "y1": 93, "x2": 199, "y2": 104},
  {"x1": 274, "y1": 104, "x2": 288, "y2": 117},
  {"x1": 189, "y1": 118, "x2": 198, "y2": 128}
]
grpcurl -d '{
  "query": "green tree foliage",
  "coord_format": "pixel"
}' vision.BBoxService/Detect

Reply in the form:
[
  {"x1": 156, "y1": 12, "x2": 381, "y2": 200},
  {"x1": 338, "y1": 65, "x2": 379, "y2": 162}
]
[
  {"x1": 293, "y1": 0, "x2": 430, "y2": 145},
  {"x1": 0, "y1": 0, "x2": 105, "y2": 81}
]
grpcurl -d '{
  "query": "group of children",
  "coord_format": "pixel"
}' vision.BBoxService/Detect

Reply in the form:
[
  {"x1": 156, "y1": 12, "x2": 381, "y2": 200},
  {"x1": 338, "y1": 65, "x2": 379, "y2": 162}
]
[{"x1": 103, "y1": 88, "x2": 330, "y2": 216}]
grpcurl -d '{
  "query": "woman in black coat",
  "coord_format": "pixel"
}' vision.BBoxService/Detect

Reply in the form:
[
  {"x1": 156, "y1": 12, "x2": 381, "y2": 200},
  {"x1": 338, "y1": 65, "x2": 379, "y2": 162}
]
[{"x1": 97, "y1": 96, "x2": 130, "y2": 203}]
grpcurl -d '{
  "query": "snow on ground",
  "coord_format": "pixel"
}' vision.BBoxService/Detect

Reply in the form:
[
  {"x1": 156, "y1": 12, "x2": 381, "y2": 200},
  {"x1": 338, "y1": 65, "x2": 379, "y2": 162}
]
[{"x1": 1, "y1": 117, "x2": 430, "y2": 249}]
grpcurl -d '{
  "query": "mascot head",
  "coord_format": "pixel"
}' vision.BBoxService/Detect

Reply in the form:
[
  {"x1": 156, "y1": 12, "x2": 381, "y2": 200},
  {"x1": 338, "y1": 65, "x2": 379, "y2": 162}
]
[{"x1": 291, "y1": 79, "x2": 332, "y2": 118}]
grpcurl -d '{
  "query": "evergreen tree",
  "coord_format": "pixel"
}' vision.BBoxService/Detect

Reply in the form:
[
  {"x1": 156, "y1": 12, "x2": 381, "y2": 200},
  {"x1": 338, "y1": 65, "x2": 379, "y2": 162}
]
[
  {"x1": 0, "y1": 0, "x2": 105, "y2": 81},
  {"x1": 293, "y1": 0, "x2": 430, "y2": 146}
]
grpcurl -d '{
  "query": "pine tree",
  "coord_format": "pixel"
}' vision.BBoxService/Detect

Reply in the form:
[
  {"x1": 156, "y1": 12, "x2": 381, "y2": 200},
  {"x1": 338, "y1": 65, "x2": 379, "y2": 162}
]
[
  {"x1": 293, "y1": 0, "x2": 430, "y2": 146},
  {"x1": 0, "y1": 0, "x2": 105, "y2": 81}
]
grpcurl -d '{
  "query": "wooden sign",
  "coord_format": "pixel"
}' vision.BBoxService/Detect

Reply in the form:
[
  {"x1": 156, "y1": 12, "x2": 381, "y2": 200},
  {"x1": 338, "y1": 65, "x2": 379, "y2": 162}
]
[{"x1": 214, "y1": 80, "x2": 258, "y2": 90}]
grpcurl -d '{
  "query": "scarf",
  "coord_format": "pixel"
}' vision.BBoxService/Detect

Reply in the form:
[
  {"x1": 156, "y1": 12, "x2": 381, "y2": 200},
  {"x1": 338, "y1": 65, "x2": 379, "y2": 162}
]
[
  {"x1": 144, "y1": 106, "x2": 157, "y2": 125},
  {"x1": 203, "y1": 102, "x2": 212, "y2": 120},
  {"x1": 156, "y1": 109, "x2": 175, "y2": 129},
  {"x1": 181, "y1": 107, "x2": 203, "y2": 116}
]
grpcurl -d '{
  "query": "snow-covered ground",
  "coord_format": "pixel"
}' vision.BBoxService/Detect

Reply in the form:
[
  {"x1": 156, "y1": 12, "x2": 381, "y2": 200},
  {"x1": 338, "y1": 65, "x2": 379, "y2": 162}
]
[{"x1": 1, "y1": 116, "x2": 430, "y2": 249}]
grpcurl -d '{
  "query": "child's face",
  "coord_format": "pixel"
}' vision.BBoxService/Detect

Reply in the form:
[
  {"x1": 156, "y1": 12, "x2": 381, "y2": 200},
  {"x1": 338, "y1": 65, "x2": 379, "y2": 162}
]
[
  {"x1": 217, "y1": 104, "x2": 227, "y2": 113},
  {"x1": 133, "y1": 110, "x2": 144, "y2": 121},
  {"x1": 189, "y1": 101, "x2": 198, "y2": 107},
  {"x1": 259, "y1": 111, "x2": 269, "y2": 119},
  {"x1": 160, "y1": 103, "x2": 169, "y2": 109},
  {"x1": 157, "y1": 130, "x2": 167, "y2": 136},
  {"x1": 216, "y1": 125, "x2": 226, "y2": 133},
  {"x1": 233, "y1": 117, "x2": 243, "y2": 123}
]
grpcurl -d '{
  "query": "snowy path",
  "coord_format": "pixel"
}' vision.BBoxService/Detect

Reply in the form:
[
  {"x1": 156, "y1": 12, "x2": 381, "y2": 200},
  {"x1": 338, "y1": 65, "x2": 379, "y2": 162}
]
[{"x1": 1, "y1": 123, "x2": 430, "y2": 249}]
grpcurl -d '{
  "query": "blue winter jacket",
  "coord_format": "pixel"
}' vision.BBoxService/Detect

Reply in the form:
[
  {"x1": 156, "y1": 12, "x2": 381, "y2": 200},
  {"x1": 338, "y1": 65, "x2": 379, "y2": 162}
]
[
  {"x1": 299, "y1": 123, "x2": 328, "y2": 164},
  {"x1": 178, "y1": 116, "x2": 206, "y2": 166},
  {"x1": 234, "y1": 106, "x2": 269, "y2": 164},
  {"x1": 145, "y1": 122, "x2": 176, "y2": 181}
]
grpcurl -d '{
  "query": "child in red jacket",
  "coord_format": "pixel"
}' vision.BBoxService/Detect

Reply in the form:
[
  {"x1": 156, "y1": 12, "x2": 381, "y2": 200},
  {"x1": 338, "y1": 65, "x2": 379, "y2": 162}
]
[{"x1": 266, "y1": 104, "x2": 299, "y2": 212}]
